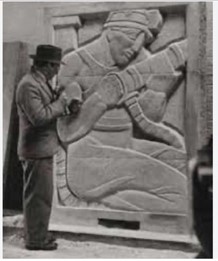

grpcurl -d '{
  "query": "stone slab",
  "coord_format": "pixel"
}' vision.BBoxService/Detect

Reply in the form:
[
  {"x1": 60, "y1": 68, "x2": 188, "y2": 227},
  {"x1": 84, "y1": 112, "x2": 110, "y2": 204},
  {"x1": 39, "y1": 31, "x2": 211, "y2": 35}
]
[
  {"x1": 51, "y1": 206, "x2": 189, "y2": 235},
  {"x1": 49, "y1": 3, "x2": 200, "y2": 237},
  {"x1": 49, "y1": 224, "x2": 199, "y2": 247},
  {"x1": 3, "y1": 213, "x2": 199, "y2": 250},
  {"x1": 3, "y1": 226, "x2": 199, "y2": 258}
]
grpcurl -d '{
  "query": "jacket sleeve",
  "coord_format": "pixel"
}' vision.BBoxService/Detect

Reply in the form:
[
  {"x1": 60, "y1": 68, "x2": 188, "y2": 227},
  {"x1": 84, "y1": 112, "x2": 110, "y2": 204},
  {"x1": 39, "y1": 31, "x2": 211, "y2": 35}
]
[{"x1": 17, "y1": 82, "x2": 66, "y2": 127}]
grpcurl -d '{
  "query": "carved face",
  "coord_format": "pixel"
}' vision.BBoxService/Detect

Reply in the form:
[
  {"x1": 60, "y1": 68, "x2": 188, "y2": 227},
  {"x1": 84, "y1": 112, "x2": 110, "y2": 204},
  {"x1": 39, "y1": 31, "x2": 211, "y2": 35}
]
[{"x1": 108, "y1": 30, "x2": 140, "y2": 68}]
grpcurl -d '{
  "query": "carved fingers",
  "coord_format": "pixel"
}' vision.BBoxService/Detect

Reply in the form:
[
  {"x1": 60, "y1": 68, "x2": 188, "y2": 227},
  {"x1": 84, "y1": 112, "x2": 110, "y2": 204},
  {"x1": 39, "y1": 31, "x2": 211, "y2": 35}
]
[{"x1": 123, "y1": 48, "x2": 135, "y2": 60}]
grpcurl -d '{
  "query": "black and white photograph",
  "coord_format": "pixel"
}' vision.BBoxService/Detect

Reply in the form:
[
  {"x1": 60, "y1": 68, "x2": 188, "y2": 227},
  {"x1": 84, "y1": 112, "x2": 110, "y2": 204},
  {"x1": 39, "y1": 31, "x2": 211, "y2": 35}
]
[{"x1": 2, "y1": 1, "x2": 213, "y2": 258}]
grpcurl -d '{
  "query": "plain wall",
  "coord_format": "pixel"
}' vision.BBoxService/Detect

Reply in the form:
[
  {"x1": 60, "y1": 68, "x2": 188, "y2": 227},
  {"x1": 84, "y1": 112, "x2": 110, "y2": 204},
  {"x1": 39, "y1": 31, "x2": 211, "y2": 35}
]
[{"x1": 4, "y1": 2, "x2": 45, "y2": 48}]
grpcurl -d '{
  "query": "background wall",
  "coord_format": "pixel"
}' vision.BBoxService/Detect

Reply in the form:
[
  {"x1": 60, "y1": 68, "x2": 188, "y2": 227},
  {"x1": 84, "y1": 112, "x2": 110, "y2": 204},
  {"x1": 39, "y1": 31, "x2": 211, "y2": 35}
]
[{"x1": 4, "y1": 2, "x2": 46, "y2": 48}]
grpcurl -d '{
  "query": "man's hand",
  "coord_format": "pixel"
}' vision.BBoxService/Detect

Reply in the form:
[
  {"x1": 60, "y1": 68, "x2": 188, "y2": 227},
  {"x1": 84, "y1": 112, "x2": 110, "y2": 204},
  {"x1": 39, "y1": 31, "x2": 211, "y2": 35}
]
[
  {"x1": 68, "y1": 99, "x2": 82, "y2": 115},
  {"x1": 58, "y1": 91, "x2": 71, "y2": 107},
  {"x1": 55, "y1": 85, "x2": 66, "y2": 96}
]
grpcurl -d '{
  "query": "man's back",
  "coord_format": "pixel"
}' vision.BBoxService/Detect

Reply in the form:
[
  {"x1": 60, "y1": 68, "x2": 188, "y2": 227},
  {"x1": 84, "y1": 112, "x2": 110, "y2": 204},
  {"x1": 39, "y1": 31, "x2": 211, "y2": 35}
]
[{"x1": 16, "y1": 70, "x2": 60, "y2": 159}]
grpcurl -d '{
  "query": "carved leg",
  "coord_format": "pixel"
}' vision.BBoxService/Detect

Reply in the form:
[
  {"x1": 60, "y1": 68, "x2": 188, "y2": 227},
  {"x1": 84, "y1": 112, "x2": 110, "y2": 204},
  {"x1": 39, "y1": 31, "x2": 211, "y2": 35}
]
[
  {"x1": 132, "y1": 138, "x2": 187, "y2": 174},
  {"x1": 63, "y1": 135, "x2": 187, "y2": 213}
]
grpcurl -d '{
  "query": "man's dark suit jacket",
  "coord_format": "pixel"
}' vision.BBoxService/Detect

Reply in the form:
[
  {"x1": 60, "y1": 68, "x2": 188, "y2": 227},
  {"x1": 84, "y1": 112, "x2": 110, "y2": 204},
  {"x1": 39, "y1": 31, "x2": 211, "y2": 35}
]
[{"x1": 16, "y1": 68, "x2": 66, "y2": 159}]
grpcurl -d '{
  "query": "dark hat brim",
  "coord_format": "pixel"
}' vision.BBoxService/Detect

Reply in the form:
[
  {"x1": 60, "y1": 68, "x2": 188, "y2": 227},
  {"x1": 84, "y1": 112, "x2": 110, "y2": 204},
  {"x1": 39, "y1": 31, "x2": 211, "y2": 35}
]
[{"x1": 29, "y1": 54, "x2": 66, "y2": 65}]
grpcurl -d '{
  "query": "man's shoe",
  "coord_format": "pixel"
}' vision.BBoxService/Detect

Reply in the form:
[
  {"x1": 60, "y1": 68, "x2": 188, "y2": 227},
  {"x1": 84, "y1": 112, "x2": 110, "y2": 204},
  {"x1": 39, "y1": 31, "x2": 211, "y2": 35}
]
[
  {"x1": 46, "y1": 232, "x2": 56, "y2": 243},
  {"x1": 25, "y1": 241, "x2": 58, "y2": 251}
]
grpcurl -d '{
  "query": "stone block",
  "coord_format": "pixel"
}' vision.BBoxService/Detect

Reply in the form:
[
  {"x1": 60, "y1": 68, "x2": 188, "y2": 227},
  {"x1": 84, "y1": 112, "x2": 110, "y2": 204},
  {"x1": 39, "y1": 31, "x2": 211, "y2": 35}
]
[
  {"x1": 52, "y1": 6, "x2": 189, "y2": 235},
  {"x1": 43, "y1": 2, "x2": 212, "y2": 237},
  {"x1": 52, "y1": 15, "x2": 81, "y2": 51}
]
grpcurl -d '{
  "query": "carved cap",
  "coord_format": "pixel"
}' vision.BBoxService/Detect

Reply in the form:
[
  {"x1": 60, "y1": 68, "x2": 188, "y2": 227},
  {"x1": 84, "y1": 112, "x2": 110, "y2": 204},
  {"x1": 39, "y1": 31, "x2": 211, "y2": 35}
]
[{"x1": 104, "y1": 9, "x2": 163, "y2": 36}]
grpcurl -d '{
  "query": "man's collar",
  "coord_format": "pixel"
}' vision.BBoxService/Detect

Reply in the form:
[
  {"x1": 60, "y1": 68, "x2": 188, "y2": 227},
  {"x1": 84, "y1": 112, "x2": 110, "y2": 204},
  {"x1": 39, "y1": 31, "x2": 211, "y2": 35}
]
[
  {"x1": 31, "y1": 66, "x2": 47, "y2": 84},
  {"x1": 31, "y1": 66, "x2": 54, "y2": 98}
]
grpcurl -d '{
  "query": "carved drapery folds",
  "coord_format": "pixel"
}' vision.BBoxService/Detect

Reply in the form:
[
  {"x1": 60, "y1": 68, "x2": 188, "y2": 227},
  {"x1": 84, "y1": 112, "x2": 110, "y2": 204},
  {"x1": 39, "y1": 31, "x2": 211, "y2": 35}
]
[{"x1": 55, "y1": 8, "x2": 188, "y2": 215}]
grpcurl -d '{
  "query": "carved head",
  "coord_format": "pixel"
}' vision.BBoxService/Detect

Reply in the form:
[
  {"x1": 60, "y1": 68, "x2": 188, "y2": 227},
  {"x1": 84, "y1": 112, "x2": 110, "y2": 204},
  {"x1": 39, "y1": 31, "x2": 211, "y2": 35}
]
[{"x1": 104, "y1": 9, "x2": 163, "y2": 67}]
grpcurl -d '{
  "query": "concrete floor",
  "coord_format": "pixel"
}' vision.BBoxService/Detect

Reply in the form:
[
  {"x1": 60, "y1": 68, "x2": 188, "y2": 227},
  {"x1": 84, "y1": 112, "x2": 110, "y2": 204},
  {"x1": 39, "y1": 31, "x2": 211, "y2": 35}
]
[
  {"x1": 3, "y1": 211, "x2": 199, "y2": 259},
  {"x1": 3, "y1": 230, "x2": 198, "y2": 259}
]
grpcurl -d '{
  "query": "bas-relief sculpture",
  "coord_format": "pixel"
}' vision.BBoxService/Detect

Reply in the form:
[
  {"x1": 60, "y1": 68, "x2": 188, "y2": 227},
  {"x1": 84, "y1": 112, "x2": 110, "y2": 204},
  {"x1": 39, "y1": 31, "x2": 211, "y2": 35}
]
[{"x1": 56, "y1": 9, "x2": 188, "y2": 215}]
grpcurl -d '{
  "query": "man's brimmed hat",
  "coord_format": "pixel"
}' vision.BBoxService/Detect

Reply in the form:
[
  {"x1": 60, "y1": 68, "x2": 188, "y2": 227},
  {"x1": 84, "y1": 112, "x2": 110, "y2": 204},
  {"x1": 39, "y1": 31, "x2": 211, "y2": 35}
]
[{"x1": 30, "y1": 44, "x2": 65, "y2": 64}]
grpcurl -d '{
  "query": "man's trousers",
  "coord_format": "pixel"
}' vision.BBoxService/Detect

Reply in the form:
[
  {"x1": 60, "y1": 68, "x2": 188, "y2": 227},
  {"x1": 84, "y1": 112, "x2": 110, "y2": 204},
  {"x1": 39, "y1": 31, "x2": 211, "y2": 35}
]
[{"x1": 21, "y1": 157, "x2": 53, "y2": 244}]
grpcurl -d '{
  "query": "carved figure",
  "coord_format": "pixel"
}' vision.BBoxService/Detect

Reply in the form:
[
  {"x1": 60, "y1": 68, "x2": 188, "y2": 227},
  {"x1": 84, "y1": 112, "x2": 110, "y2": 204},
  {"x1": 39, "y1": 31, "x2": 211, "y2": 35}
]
[{"x1": 57, "y1": 9, "x2": 188, "y2": 213}]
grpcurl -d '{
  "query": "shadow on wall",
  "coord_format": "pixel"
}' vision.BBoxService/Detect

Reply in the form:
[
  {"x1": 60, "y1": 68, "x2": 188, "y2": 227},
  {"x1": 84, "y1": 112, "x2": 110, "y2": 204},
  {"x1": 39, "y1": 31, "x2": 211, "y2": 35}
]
[{"x1": 3, "y1": 42, "x2": 31, "y2": 210}]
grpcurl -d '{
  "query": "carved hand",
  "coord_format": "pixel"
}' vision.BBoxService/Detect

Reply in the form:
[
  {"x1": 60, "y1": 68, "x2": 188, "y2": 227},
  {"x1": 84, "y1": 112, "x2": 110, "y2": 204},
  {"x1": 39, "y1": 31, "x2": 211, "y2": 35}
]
[
  {"x1": 123, "y1": 48, "x2": 135, "y2": 60},
  {"x1": 103, "y1": 39, "x2": 188, "y2": 104},
  {"x1": 96, "y1": 74, "x2": 124, "y2": 108}
]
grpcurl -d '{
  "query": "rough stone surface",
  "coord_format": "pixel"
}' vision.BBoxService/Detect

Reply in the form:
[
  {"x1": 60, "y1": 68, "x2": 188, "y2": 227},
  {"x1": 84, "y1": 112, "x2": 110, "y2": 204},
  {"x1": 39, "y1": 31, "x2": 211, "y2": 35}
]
[
  {"x1": 149, "y1": 14, "x2": 185, "y2": 53},
  {"x1": 198, "y1": 2, "x2": 212, "y2": 147},
  {"x1": 78, "y1": 15, "x2": 106, "y2": 46}
]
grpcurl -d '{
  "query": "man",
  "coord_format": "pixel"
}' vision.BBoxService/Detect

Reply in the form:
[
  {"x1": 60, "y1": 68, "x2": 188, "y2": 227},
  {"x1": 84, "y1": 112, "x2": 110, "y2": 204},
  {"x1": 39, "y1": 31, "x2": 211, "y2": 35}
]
[{"x1": 16, "y1": 45, "x2": 73, "y2": 250}]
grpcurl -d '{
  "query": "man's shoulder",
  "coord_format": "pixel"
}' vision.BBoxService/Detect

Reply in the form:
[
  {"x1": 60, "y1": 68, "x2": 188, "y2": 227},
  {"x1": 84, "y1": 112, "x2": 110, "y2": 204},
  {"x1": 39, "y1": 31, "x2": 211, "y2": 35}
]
[
  {"x1": 18, "y1": 72, "x2": 36, "y2": 85},
  {"x1": 17, "y1": 72, "x2": 40, "y2": 98}
]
